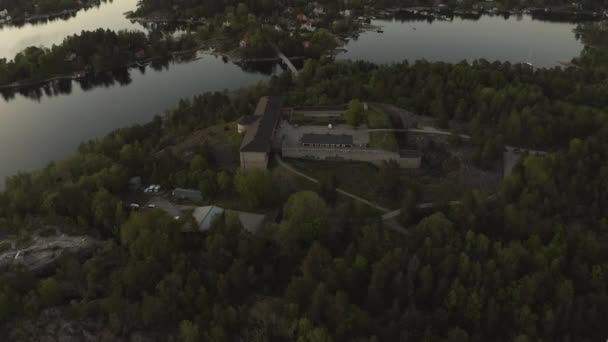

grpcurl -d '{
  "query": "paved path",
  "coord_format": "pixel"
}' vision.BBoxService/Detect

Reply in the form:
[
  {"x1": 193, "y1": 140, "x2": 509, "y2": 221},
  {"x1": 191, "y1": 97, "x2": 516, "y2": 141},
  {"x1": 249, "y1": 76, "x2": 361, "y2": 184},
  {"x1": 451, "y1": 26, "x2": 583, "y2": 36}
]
[{"x1": 367, "y1": 128, "x2": 471, "y2": 140}]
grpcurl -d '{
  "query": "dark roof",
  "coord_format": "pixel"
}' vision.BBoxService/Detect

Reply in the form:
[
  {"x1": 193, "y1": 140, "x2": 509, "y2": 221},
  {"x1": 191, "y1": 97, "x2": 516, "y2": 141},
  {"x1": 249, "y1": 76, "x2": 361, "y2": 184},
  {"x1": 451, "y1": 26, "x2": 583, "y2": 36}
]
[
  {"x1": 302, "y1": 133, "x2": 353, "y2": 145},
  {"x1": 240, "y1": 96, "x2": 283, "y2": 153},
  {"x1": 238, "y1": 115, "x2": 259, "y2": 125},
  {"x1": 294, "y1": 104, "x2": 348, "y2": 111}
]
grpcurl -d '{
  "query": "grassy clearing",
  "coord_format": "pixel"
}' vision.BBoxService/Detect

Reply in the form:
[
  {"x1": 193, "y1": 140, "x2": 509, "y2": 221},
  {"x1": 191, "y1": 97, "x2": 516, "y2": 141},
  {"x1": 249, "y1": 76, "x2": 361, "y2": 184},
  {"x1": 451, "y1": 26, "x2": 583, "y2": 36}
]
[
  {"x1": 366, "y1": 109, "x2": 392, "y2": 129},
  {"x1": 287, "y1": 159, "x2": 379, "y2": 202},
  {"x1": 369, "y1": 131, "x2": 399, "y2": 151}
]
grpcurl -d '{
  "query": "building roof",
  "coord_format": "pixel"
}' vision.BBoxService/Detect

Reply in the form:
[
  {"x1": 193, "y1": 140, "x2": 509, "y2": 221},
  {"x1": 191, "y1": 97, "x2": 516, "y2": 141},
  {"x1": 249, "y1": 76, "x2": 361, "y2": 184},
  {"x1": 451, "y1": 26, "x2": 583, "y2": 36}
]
[
  {"x1": 193, "y1": 206, "x2": 224, "y2": 232},
  {"x1": 172, "y1": 188, "x2": 203, "y2": 200},
  {"x1": 240, "y1": 96, "x2": 283, "y2": 153},
  {"x1": 302, "y1": 133, "x2": 353, "y2": 145},
  {"x1": 238, "y1": 115, "x2": 259, "y2": 125}
]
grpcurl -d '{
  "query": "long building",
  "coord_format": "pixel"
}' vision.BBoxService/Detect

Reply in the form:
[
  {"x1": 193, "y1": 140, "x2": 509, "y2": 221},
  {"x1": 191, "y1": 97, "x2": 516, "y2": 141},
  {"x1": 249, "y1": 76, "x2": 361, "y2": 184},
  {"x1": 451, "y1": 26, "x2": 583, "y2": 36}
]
[{"x1": 238, "y1": 96, "x2": 283, "y2": 170}]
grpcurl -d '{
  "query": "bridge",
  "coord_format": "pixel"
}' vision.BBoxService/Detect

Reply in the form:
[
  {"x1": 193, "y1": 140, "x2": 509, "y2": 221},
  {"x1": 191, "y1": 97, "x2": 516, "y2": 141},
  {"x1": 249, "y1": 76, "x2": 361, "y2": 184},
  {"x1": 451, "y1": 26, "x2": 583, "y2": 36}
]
[{"x1": 271, "y1": 44, "x2": 299, "y2": 77}]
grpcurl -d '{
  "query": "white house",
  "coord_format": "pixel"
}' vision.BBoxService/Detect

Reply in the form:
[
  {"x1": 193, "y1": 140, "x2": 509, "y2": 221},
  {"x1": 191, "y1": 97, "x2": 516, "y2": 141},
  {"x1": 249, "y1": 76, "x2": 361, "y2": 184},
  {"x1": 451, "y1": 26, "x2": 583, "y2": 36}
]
[
  {"x1": 340, "y1": 9, "x2": 352, "y2": 17},
  {"x1": 0, "y1": 10, "x2": 8, "y2": 17},
  {"x1": 300, "y1": 22, "x2": 316, "y2": 32},
  {"x1": 313, "y1": 6, "x2": 325, "y2": 16}
]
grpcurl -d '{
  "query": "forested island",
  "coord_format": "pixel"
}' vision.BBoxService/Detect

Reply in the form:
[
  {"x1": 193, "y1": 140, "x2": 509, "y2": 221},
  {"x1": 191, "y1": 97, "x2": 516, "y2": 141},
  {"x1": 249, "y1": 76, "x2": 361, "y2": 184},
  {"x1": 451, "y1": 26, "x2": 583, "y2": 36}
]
[
  {"x1": 0, "y1": 29, "x2": 197, "y2": 89},
  {"x1": 0, "y1": 0, "x2": 110, "y2": 23},
  {"x1": 0, "y1": 17, "x2": 607, "y2": 341}
]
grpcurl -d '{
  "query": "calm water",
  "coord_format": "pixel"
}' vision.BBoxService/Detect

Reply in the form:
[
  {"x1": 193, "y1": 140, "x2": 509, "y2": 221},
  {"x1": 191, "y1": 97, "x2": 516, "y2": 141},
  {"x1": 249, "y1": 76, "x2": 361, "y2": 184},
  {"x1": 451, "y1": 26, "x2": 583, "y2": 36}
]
[
  {"x1": 0, "y1": 3, "x2": 587, "y2": 187},
  {"x1": 339, "y1": 15, "x2": 583, "y2": 67}
]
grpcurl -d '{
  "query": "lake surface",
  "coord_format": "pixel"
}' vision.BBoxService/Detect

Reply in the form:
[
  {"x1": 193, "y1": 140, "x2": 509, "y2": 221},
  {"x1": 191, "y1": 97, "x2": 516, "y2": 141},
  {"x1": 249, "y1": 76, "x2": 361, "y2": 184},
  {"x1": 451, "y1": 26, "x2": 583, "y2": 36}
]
[
  {"x1": 0, "y1": 2, "x2": 587, "y2": 187},
  {"x1": 339, "y1": 15, "x2": 583, "y2": 67}
]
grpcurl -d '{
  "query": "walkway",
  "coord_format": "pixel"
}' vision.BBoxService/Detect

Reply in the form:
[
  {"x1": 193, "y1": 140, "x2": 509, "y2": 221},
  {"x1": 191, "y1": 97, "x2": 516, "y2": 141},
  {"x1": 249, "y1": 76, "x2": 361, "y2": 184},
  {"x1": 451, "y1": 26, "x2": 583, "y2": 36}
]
[
  {"x1": 381, "y1": 200, "x2": 462, "y2": 221},
  {"x1": 367, "y1": 127, "x2": 471, "y2": 140}
]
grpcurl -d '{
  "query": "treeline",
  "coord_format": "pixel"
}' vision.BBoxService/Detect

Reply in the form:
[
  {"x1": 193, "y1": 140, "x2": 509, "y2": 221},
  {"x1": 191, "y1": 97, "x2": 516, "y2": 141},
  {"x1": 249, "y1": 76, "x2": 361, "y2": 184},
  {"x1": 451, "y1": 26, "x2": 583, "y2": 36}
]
[
  {"x1": 0, "y1": 0, "x2": 87, "y2": 18},
  {"x1": 0, "y1": 29, "x2": 197, "y2": 86}
]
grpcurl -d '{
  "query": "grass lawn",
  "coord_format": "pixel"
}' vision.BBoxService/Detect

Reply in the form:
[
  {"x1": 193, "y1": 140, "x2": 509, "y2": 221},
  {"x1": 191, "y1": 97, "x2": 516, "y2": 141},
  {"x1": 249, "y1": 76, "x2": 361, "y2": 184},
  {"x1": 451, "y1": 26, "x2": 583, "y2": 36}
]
[
  {"x1": 369, "y1": 131, "x2": 399, "y2": 151},
  {"x1": 287, "y1": 159, "x2": 380, "y2": 203},
  {"x1": 366, "y1": 109, "x2": 392, "y2": 129}
]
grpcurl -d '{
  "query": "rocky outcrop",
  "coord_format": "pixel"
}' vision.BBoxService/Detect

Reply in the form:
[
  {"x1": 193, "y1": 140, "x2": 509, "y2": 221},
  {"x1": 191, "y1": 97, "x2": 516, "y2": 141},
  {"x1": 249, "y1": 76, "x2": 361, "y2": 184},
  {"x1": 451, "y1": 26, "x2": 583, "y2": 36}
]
[{"x1": 0, "y1": 234, "x2": 102, "y2": 275}]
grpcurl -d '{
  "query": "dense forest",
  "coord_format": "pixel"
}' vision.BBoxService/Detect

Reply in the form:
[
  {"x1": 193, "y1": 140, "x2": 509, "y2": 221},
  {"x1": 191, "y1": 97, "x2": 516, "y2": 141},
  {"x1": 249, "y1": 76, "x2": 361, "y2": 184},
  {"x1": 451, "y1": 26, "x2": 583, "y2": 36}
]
[
  {"x1": 0, "y1": 29, "x2": 197, "y2": 86},
  {"x1": 1, "y1": 10, "x2": 608, "y2": 342},
  {"x1": 132, "y1": 0, "x2": 608, "y2": 18},
  {"x1": 0, "y1": 0, "x2": 87, "y2": 18}
]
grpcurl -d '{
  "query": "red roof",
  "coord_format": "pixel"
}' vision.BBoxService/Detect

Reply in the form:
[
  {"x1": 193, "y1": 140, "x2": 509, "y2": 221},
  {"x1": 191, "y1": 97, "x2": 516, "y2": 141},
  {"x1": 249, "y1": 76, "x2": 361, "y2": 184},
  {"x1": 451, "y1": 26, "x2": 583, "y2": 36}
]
[{"x1": 134, "y1": 49, "x2": 145, "y2": 59}]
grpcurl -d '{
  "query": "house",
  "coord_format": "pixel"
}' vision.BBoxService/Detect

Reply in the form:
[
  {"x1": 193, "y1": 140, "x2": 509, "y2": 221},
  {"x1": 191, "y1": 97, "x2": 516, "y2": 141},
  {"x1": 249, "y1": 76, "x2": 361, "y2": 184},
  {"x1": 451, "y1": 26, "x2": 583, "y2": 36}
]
[
  {"x1": 134, "y1": 49, "x2": 146, "y2": 59},
  {"x1": 64, "y1": 53, "x2": 77, "y2": 62},
  {"x1": 239, "y1": 96, "x2": 283, "y2": 170},
  {"x1": 0, "y1": 9, "x2": 8, "y2": 17},
  {"x1": 296, "y1": 13, "x2": 308, "y2": 21},
  {"x1": 172, "y1": 188, "x2": 203, "y2": 202},
  {"x1": 339, "y1": 9, "x2": 352, "y2": 17},
  {"x1": 193, "y1": 206, "x2": 224, "y2": 232},
  {"x1": 274, "y1": 24, "x2": 283, "y2": 32},
  {"x1": 222, "y1": 20, "x2": 231, "y2": 28},
  {"x1": 300, "y1": 22, "x2": 316, "y2": 32},
  {"x1": 240, "y1": 37, "x2": 249, "y2": 48},
  {"x1": 303, "y1": 41, "x2": 312, "y2": 48},
  {"x1": 313, "y1": 6, "x2": 325, "y2": 16}
]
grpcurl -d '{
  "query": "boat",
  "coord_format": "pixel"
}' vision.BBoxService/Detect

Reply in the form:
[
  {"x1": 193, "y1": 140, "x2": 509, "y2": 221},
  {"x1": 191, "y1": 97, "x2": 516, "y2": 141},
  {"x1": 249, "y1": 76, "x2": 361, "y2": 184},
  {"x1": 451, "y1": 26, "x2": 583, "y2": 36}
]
[{"x1": 376, "y1": 29, "x2": 384, "y2": 33}]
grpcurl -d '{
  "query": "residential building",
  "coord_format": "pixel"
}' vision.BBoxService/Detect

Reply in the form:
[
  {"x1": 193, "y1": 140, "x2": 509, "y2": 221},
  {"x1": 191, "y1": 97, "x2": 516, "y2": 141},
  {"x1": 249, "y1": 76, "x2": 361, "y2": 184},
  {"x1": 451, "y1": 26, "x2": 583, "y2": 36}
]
[
  {"x1": 240, "y1": 37, "x2": 249, "y2": 48},
  {"x1": 301, "y1": 22, "x2": 316, "y2": 32},
  {"x1": 239, "y1": 96, "x2": 283, "y2": 170}
]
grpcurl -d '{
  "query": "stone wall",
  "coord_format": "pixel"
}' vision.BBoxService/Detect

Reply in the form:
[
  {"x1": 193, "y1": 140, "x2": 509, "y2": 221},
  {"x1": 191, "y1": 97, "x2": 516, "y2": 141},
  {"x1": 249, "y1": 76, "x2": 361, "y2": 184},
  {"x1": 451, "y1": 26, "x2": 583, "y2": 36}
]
[
  {"x1": 240, "y1": 151, "x2": 269, "y2": 170},
  {"x1": 282, "y1": 147, "x2": 421, "y2": 168}
]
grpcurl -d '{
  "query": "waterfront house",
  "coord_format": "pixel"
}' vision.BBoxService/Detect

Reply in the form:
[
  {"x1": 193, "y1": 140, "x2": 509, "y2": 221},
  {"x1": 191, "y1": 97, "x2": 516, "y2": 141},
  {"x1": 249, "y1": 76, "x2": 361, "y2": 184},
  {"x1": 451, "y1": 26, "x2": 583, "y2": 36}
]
[
  {"x1": 313, "y1": 6, "x2": 325, "y2": 16},
  {"x1": 240, "y1": 37, "x2": 250, "y2": 48},
  {"x1": 64, "y1": 53, "x2": 77, "y2": 62},
  {"x1": 300, "y1": 22, "x2": 316, "y2": 32},
  {"x1": 340, "y1": 9, "x2": 352, "y2": 17},
  {"x1": 296, "y1": 13, "x2": 308, "y2": 21},
  {"x1": 134, "y1": 49, "x2": 146, "y2": 59},
  {"x1": 0, "y1": 9, "x2": 8, "y2": 17}
]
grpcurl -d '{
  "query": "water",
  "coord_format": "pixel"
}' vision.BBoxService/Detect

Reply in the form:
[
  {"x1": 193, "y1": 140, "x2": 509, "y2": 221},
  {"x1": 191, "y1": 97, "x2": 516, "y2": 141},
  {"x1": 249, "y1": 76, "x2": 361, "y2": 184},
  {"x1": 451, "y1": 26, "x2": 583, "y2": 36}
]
[
  {"x1": 0, "y1": 4, "x2": 587, "y2": 187},
  {"x1": 338, "y1": 15, "x2": 583, "y2": 67}
]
